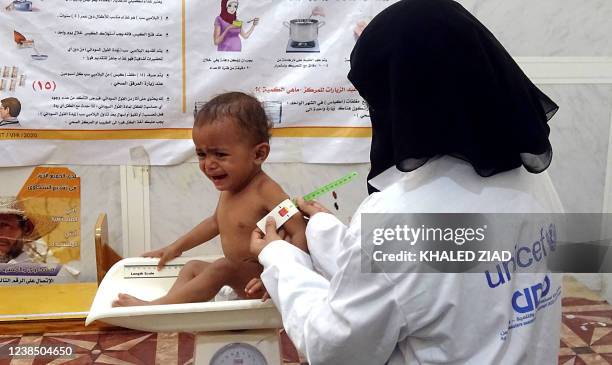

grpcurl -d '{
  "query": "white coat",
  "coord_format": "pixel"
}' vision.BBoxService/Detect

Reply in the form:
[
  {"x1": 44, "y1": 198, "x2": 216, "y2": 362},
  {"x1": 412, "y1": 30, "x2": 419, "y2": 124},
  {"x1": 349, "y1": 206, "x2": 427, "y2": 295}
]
[{"x1": 259, "y1": 156, "x2": 564, "y2": 365}]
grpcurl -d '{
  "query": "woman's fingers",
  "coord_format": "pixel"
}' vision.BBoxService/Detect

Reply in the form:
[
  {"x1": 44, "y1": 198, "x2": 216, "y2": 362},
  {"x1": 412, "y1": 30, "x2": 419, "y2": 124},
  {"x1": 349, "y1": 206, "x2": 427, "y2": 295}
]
[{"x1": 297, "y1": 197, "x2": 331, "y2": 217}]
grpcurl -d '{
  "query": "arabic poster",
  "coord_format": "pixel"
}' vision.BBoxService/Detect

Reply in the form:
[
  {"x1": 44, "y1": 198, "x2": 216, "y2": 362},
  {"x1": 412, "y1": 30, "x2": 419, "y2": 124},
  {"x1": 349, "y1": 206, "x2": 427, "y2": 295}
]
[
  {"x1": 0, "y1": 0, "x2": 396, "y2": 165},
  {"x1": 0, "y1": 166, "x2": 80, "y2": 286}
]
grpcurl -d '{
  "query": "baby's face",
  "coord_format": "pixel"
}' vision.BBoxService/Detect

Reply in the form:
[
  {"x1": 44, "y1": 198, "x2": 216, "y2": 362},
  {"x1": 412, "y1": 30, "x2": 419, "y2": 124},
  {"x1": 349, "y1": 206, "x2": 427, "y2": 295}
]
[{"x1": 193, "y1": 119, "x2": 259, "y2": 192}]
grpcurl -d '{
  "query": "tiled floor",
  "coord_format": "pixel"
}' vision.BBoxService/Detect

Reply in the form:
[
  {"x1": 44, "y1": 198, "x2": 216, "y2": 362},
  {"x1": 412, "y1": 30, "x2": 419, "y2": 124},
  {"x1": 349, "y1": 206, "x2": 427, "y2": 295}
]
[
  {"x1": 0, "y1": 331, "x2": 194, "y2": 365},
  {"x1": 1, "y1": 276, "x2": 610, "y2": 365},
  {"x1": 560, "y1": 276, "x2": 612, "y2": 364},
  {"x1": 0, "y1": 330, "x2": 302, "y2": 365}
]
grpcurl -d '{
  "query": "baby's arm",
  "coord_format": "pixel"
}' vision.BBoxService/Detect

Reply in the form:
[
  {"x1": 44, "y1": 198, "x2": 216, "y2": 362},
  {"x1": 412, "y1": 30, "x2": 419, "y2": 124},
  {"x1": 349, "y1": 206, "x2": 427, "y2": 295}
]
[
  {"x1": 173, "y1": 214, "x2": 219, "y2": 252},
  {"x1": 279, "y1": 211, "x2": 308, "y2": 253},
  {"x1": 144, "y1": 213, "x2": 219, "y2": 269},
  {"x1": 260, "y1": 181, "x2": 308, "y2": 253}
]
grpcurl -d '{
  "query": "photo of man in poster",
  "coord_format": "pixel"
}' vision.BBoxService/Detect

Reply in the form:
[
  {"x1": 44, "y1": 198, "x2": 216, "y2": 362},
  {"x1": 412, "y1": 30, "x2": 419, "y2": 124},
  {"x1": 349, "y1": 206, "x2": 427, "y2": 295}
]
[
  {"x1": 0, "y1": 196, "x2": 57, "y2": 264},
  {"x1": 0, "y1": 97, "x2": 21, "y2": 127}
]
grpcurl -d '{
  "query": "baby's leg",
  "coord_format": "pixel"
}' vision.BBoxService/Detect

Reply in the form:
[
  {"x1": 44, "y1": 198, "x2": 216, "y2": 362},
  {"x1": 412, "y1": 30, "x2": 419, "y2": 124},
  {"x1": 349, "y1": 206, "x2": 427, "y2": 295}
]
[
  {"x1": 167, "y1": 260, "x2": 210, "y2": 293},
  {"x1": 113, "y1": 260, "x2": 211, "y2": 307},
  {"x1": 223, "y1": 261, "x2": 263, "y2": 300},
  {"x1": 113, "y1": 258, "x2": 240, "y2": 306}
]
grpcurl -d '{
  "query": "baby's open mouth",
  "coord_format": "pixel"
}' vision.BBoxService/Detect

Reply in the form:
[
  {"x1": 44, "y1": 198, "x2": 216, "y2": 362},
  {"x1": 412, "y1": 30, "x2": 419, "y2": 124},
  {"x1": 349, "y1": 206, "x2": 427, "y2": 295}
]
[{"x1": 210, "y1": 174, "x2": 228, "y2": 181}]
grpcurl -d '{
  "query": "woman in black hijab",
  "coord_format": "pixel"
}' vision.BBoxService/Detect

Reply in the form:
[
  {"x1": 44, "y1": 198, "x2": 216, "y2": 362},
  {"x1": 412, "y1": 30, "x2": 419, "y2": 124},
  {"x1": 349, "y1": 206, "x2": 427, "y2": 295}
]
[
  {"x1": 251, "y1": 1, "x2": 563, "y2": 364},
  {"x1": 348, "y1": 0, "x2": 558, "y2": 193}
]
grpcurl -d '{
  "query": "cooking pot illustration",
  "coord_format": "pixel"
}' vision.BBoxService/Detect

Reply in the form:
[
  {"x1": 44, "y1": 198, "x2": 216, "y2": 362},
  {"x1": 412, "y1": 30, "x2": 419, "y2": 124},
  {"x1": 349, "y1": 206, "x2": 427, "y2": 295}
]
[{"x1": 283, "y1": 18, "x2": 325, "y2": 44}]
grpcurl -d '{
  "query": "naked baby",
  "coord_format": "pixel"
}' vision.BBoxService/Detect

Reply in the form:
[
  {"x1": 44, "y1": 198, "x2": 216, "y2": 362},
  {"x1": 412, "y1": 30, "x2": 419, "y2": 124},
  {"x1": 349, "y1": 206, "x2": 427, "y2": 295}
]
[{"x1": 113, "y1": 92, "x2": 307, "y2": 306}]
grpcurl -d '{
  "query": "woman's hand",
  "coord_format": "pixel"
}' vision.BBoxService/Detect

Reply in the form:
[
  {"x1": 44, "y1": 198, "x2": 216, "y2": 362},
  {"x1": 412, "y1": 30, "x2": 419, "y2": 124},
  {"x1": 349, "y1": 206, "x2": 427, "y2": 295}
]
[
  {"x1": 142, "y1": 243, "x2": 182, "y2": 271},
  {"x1": 250, "y1": 217, "x2": 287, "y2": 257},
  {"x1": 296, "y1": 197, "x2": 331, "y2": 218},
  {"x1": 242, "y1": 18, "x2": 259, "y2": 38}
]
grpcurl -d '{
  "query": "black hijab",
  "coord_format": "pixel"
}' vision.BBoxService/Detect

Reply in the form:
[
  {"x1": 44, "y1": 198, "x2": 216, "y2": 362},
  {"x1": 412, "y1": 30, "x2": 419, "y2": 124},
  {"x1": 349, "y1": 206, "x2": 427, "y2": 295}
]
[{"x1": 347, "y1": 0, "x2": 559, "y2": 194}]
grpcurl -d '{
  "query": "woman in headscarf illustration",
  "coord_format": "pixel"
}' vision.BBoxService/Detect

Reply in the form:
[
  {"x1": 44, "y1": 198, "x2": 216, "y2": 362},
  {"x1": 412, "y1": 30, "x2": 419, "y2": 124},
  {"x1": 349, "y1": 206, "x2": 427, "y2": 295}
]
[{"x1": 214, "y1": 0, "x2": 259, "y2": 52}]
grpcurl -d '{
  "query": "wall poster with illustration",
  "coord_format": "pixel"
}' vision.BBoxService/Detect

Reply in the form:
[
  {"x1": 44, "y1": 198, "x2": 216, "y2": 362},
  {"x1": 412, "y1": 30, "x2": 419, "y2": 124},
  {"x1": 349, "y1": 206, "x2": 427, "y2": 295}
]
[
  {"x1": 0, "y1": 166, "x2": 81, "y2": 287},
  {"x1": 0, "y1": 0, "x2": 397, "y2": 166}
]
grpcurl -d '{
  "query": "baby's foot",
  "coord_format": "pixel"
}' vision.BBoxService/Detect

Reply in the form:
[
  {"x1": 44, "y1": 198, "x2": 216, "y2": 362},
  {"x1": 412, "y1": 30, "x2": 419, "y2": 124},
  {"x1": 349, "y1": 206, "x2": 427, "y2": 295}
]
[{"x1": 112, "y1": 293, "x2": 150, "y2": 307}]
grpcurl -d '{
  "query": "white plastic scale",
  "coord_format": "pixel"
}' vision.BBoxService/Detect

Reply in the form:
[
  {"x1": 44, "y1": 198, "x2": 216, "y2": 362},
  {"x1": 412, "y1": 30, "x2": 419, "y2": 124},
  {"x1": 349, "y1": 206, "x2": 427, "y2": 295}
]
[
  {"x1": 121, "y1": 264, "x2": 281, "y2": 364},
  {"x1": 87, "y1": 256, "x2": 283, "y2": 365},
  {"x1": 123, "y1": 263, "x2": 182, "y2": 279},
  {"x1": 87, "y1": 173, "x2": 359, "y2": 364}
]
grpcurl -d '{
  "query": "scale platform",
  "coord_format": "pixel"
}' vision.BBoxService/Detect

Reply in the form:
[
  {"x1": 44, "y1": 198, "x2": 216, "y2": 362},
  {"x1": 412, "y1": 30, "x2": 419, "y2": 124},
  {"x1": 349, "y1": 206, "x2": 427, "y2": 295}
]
[
  {"x1": 86, "y1": 256, "x2": 282, "y2": 333},
  {"x1": 286, "y1": 39, "x2": 320, "y2": 53},
  {"x1": 86, "y1": 256, "x2": 286, "y2": 364},
  {"x1": 123, "y1": 263, "x2": 182, "y2": 279}
]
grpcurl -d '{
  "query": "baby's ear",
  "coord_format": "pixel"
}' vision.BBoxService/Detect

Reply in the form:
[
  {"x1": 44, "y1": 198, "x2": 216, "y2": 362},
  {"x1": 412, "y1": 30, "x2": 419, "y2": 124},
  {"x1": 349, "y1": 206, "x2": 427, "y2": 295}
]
[{"x1": 253, "y1": 142, "x2": 270, "y2": 164}]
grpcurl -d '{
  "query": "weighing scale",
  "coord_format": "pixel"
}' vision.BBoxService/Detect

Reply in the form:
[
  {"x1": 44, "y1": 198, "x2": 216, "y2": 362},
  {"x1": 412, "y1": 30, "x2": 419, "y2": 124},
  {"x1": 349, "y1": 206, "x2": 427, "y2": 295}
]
[
  {"x1": 88, "y1": 256, "x2": 285, "y2": 365},
  {"x1": 196, "y1": 330, "x2": 281, "y2": 365},
  {"x1": 123, "y1": 263, "x2": 182, "y2": 279}
]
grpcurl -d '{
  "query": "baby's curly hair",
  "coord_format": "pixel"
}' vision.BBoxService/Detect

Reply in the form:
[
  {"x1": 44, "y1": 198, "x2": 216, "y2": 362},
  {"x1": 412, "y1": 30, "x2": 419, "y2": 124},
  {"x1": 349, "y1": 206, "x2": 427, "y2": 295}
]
[{"x1": 195, "y1": 92, "x2": 272, "y2": 144}]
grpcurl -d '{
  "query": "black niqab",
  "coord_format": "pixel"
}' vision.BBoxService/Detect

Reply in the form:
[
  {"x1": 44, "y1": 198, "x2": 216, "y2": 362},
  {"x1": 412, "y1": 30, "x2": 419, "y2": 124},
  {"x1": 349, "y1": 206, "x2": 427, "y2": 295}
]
[{"x1": 347, "y1": 0, "x2": 559, "y2": 194}]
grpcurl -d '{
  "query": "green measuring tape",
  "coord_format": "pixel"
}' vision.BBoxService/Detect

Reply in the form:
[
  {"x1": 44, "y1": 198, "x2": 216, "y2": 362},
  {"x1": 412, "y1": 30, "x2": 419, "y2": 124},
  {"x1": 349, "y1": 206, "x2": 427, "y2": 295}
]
[{"x1": 294, "y1": 171, "x2": 358, "y2": 203}]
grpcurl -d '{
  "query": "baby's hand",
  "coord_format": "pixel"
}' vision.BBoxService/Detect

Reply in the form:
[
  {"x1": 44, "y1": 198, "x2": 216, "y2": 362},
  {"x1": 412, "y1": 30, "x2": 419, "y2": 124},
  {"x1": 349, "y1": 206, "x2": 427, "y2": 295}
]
[
  {"x1": 245, "y1": 278, "x2": 270, "y2": 301},
  {"x1": 142, "y1": 244, "x2": 181, "y2": 271}
]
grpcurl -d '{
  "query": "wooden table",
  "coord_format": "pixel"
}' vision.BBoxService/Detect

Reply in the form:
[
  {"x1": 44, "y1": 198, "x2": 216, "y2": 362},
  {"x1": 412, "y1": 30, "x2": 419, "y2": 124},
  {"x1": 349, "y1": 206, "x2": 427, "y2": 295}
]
[{"x1": 0, "y1": 282, "x2": 117, "y2": 334}]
